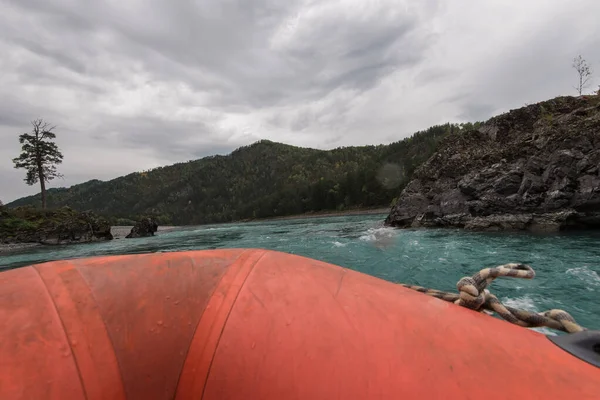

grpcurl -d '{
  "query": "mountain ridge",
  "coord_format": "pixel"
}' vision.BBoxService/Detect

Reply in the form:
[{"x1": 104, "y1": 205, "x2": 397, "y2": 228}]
[{"x1": 8, "y1": 125, "x2": 466, "y2": 224}]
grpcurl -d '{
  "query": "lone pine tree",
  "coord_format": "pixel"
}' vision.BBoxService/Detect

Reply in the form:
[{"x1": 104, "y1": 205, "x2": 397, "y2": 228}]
[{"x1": 13, "y1": 119, "x2": 64, "y2": 209}]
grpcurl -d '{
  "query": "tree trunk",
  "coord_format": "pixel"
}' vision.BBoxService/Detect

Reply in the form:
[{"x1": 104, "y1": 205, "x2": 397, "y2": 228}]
[
  {"x1": 38, "y1": 164, "x2": 46, "y2": 209},
  {"x1": 34, "y1": 128, "x2": 47, "y2": 209},
  {"x1": 39, "y1": 174, "x2": 46, "y2": 209}
]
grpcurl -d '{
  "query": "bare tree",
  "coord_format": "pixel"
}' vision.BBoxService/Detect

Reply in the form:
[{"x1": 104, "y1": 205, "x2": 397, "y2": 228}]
[
  {"x1": 572, "y1": 55, "x2": 593, "y2": 95},
  {"x1": 12, "y1": 119, "x2": 64, "y2": 209}
]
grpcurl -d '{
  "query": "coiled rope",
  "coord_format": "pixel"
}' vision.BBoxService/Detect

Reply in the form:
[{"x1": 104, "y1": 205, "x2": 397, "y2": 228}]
[{"x1": 402, "y1": 263, "x2": 585, "y2": 333}]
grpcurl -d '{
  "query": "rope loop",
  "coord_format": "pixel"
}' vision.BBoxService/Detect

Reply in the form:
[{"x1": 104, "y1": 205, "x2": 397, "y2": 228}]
[
  {"x1": 401, "y1": 263, "x2": 585, "y2": 333},
  {"x1": 455, "y1": 276, "x2": 486, "y2": 310}
]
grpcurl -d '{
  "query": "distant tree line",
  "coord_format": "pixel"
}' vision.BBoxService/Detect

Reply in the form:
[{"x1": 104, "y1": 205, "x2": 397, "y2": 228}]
[{"x1": 9, "y1": 123, "x2": 478, "y2": 225}]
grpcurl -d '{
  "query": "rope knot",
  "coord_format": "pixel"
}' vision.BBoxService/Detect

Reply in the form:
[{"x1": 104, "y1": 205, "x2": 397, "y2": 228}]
[
  {"x1": 402, "y1": 262, "x2": 586, "y2": 333},
  {"x1": 455, "y1": 276, "x2": 486, "y2": 310}
]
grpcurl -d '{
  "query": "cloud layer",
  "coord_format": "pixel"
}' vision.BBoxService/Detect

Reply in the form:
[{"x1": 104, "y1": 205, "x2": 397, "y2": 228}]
[{"x1": 1, "y1": 0, "x2": 599, "y2": 202}]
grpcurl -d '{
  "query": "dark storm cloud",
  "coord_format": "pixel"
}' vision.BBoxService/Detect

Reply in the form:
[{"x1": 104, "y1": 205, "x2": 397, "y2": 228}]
[{"x1": 1, "y1": 0, "x2": 599, "y2": 202}]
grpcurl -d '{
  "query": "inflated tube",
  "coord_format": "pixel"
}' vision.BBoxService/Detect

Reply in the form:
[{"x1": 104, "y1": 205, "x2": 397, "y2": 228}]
[{"x1": 1, "y1": 249, "x2": 598, "y2": 399}]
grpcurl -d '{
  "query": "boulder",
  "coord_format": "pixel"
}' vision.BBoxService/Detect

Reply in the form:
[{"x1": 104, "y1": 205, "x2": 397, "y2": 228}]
[{"x1": 126, "y1": 217, "x2": 159, "y2": 238}]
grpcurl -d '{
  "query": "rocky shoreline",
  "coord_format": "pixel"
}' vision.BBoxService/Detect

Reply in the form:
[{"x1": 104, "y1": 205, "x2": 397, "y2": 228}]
[
  {"x1": 385, "y1": 95, "x2": 600, "y2": 232},
  {"x1": 0, "y1": 225, "x2": 177, "y2": 254},
  {"x1": 111, "y1": 225, "x2": 177, "y2": 239},
  {"x1": 1, "y1": 206, "x2": 113, "y2": 248}
]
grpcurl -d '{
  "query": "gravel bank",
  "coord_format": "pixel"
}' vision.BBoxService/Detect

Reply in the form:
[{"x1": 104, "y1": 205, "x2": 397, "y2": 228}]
[{"x1": 0, "y1": 242, "x2": 42, "y2": 254}]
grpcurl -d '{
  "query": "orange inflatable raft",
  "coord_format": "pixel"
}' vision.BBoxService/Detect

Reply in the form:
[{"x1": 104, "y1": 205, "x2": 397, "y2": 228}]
[{"x1": 1, "y1": 249, "x2": 598, "y2": 399}]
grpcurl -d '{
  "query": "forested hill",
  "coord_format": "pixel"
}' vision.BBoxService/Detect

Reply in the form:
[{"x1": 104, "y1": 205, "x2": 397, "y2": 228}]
[{"x1": 8, "y1": 123, "x2": 476, "y2": 225}]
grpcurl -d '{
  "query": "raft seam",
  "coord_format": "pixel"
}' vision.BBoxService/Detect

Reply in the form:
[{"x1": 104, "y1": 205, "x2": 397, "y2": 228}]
[
  {"x1": 75, "y1": 265, "x2": 128, "y2": 399},
  {"x1": 200, "y1": 250, "x2": 267, "y2": 400},
  {"x1": 32, "y1": 265, "x2": 89, "y2": 400},
  {"x1": 171, "y1": 249, "x2": 250, "y2": 399}
]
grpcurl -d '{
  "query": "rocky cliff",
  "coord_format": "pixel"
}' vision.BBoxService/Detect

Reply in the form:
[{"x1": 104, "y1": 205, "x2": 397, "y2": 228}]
[{"x1": 385, "y1": 95, "x2": 600, "y2": 232}]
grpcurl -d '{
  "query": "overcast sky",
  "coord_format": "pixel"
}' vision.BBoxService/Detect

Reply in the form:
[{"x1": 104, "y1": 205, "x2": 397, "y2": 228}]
[{"x1": 1, "y1": 0, "x2": 599, "y2": 202}]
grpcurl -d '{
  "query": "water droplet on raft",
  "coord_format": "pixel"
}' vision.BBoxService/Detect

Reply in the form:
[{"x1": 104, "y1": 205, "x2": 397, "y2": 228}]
[
  {"x1": 251, "y1": 342, "x2": 256, "y2": 349},
  {"x1": 157, "y1": 321, "x2": 163, "y2": 326}
]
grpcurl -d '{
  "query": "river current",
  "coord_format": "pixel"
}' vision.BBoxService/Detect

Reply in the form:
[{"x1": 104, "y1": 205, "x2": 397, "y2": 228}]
[{"x1": 2, "y1": 213, "x2": 599, "y2": 332}]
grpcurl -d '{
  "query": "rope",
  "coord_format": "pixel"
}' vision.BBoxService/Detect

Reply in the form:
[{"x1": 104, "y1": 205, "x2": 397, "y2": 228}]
[{"x1": 402, "y1": 263, "x2": 585, "y2": 333}]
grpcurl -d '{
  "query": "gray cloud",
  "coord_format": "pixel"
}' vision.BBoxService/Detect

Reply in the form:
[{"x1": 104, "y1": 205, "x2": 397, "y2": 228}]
[
  {"x1": 458, "y1": 103, "x2": 496, "y2": 123},
  {"x1": 11, "y1": 37, "x2": 88, "y2": 75},
  {"x1": 1, "y1": 0, "x2": 599, "y2": 202},
  {"x1": 0, "y1": 96, "x2": 50, "y2": 128}
]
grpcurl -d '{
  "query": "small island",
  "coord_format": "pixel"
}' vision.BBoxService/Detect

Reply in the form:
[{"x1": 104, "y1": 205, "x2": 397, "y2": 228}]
[
  {"x1": 0, "y1": 119, "x2": 116, "y2": 252},
  {"x1": 0, "y1": 205, "x2": 113, "y2": 252}
]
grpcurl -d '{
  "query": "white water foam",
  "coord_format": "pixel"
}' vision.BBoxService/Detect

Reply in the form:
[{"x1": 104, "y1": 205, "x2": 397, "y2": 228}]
[
  {"x1": 530, "y1": 327, "x2": 557, "y2": 336},
  {"x1": 358, "y1": 227, "x2": 397, "y2": 242},
  {"x1": 332, "y1": 241, "x2": 348, "y2": 248},
  {"x1": 566, "y1": 266, "x2": 600, "y2": 287},
  {"x1": 503, "y1": 295, "x2": 537, "y2": 311},
  {"x1": 502, "y1": 295, "x2": 557, "y2": 336}
]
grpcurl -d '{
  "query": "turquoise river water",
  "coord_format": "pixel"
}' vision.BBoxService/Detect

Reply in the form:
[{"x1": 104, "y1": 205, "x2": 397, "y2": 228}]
[{"x1": 1, "y1": 213, "x2": 599, "y2": 332}]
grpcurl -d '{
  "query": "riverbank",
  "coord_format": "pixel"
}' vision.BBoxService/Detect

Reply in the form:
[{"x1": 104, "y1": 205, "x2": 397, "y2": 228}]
[
  {"x1": 111, "y1": 225, "x2": 178, "y2": 239},
  {"x1": 240, "y1": 207, "x2": 391, "y2": 223},
  {"x1": 119, "y1": 207, "x2": 392, "y2": 229}
]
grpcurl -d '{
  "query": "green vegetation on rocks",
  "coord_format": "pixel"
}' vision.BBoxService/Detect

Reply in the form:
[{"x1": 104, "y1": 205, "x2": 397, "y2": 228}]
[{"x1": 0, "y1": 206, "x2": 112, "y2": 245}]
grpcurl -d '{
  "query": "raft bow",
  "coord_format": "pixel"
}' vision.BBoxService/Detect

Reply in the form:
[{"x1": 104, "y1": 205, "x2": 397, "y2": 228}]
[{"x1": 1, "y1": 249, "x2": 598, "y2": 399}]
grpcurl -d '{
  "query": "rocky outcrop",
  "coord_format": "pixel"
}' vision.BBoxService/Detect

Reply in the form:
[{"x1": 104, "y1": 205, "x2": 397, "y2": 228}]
[
  {"x1": 0, "y1": 206, "x2": 113, "y2": 245},
  {"x1": 385, "y1": 95, "x2": 600, "y2": 232},
  {"x1": 125, "y1": 217, "x2": 158, "y2": 238}
]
